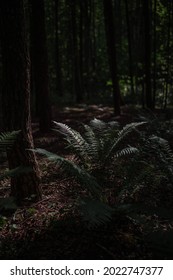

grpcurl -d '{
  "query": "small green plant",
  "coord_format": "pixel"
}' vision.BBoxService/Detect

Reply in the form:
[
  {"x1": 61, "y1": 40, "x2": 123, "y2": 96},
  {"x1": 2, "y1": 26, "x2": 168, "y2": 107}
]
[{"x1": 32, "y1": 119, "x2": 145, "y2": 227}]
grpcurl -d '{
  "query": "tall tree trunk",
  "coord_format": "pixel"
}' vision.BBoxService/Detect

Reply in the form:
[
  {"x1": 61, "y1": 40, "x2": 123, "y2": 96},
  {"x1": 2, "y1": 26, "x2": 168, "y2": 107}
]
[
  {"x1": 124, "y1": 0, "x2": 135, "y2": 100},
  {"x1": 79, "y1": 0, "x2": 84, "y2": 98},
  {"x1": 83, "y1": 0, "x2": 92, "y2": 99},
  {"x1": 153, "y1": 0, "x2": 157, "y2": 109},
  {"x1": 30, "y1": 0, "x2": 52, "y2": 132},
  {"x1": 55, "y1": 0, "x2": 63, "y2": 97},
  {"x1": 0, "y1": 0, "x2": 42, "y2": 203},
  {"x1": 164, "y1": 0, "x2": 171, "y2": 109},
  {"x1": 91, "y1": 0, "x2": 96, "y2": 72},
  {"x1": 71, "y1": 0, "x2": 83, "y2": 103},
  {"x1": 103, "y1": 0, "x2": 121, "y2": 115},
  {"x1": 143, "y1": 0, "x2": 153, "y2": 109}
]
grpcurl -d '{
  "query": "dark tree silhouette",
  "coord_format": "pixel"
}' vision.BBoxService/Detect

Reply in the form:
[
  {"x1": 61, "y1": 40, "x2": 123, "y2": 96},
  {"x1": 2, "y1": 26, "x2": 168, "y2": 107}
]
[
  {"x1": 70, "y1": 0, "x2": 83, "y2": 103},
  {"x1": 0, "y1": 0, "x2": 42, "y2": 203},
  {"x1": 103, "y1": 0, "x2": 121, "y2": 115},
  {"x1": 55, "y1": 0, "x2": 63, "y2": 97},
  {"x1": 125, "y1": 0, "x2": 135, "y2": 99},
  {"x1": 143, "y1": 0, "x2": 153, "y2": 109},
  {"x1": 30, "y1": 0, "x2": 52, "y2": 132}
]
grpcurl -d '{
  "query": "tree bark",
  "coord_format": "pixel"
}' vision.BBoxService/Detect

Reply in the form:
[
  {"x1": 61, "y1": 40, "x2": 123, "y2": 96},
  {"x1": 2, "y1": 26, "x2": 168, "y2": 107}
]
[
  {"x1": 30, "y1": 0, "x2": 52, "y2": 132},
  {"x1": 124, "y1": 0, "x2": 135, "y2": 100},
  {"x1": 55, "y1": 0, "x2": 63, "y2": 97},
  {"x1": 143, "y1": 0, "x2": 153, "y2": 109},
  {"x1": 103, "y1": 0, "x2": 121, "y2": 115},
  {"x1": 153, "y1": 0, "x2": 157, "y2": 109},
  {"x1": 0, "y1": 0, "x2": 42, "y2": 203},
  {"x1": 71, "y1": 0, "x2": 83, "y2": 103}
]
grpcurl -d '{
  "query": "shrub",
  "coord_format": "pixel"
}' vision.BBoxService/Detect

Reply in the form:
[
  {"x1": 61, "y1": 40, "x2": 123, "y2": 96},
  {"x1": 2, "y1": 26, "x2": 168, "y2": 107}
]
[{"x1": 32, "y1": 119, "x2": 145, "y2": 227}]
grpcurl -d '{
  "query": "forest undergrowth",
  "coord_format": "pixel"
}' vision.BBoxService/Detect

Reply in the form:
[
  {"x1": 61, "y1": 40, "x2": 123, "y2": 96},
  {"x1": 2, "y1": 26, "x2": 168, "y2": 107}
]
[{"x1": 0, "y1": 105, "x2": 173, "y2": 260}]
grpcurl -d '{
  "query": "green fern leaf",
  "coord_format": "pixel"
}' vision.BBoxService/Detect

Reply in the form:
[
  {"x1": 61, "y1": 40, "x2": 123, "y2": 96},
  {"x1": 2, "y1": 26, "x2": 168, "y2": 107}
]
[
  {"x1": 0, "y1": 130, "x2": 20, "y2": 151},
  {"x1": 32, "y1": 148, "x2": 101, "y2": 195},
  {"x1": 105, "y1": 122, "x2": 146, "y2": 160},
  {"x1": 79, "y1": 197, "x2": 114, "y2": 228},
  {"x1": 53, "y1": 121, "x2": 90, "y2": 162}
]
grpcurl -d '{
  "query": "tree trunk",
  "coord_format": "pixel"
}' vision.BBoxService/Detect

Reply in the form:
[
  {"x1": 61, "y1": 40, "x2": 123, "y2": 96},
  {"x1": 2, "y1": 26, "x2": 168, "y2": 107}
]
[
  {"x1": 55, "y1": 0, "x2": 63, "y2": 97},
  {"x1": 0, "y1": 0, "x2": 42, "y2": 203},
  {"x1": 143, "y1": 0, "x2": 153, "y2": 109},
  {"x1": 71, "y1": 0, "x2": 83, "y2": 103},
  {"x1": 103, "y1": 0, "x2": 121, "y2": 115},
  {"x1": 124, "y1": 0, "x2": 135, "y2": 100},
  {"x1": 153, "y1": 0, "x2": 157, "y2": 109},
  {"x1": 30, "y1": 0, "x2": 52, "y2": 132},
  {"x1": 164, "y1": 0, "x2": 171, "y2": 109}
]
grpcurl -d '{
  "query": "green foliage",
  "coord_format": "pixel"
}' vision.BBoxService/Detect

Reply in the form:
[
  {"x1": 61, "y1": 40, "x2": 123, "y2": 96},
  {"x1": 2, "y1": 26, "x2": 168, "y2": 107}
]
[
  {"x1": 142, "y1": 135, "x2": 173, "y2": 184},
  {"x1": 120, "y1": 118, "x2": 173, "y2": 210},
  {"x1": 53, "y1": 119, "x2": 145, "y2": 169},
  {"x1": 32, "y1": 148, "x2": 101, "y2": 196},
  {"x1": 0, "y1": 130, "x2": 31, "y2": 184},
  {"x1": 0, "y1": 131, "x2": 20, "y2": 151},
  {"x1": 0, "y1": 215, "x2": 7, "y2": 229},
  {"x1": 79, "y1": 198, "x2": 114, "y2": 228},
  {"x1": 33, "y1": 119, "x2": 144, "y2": 227}
]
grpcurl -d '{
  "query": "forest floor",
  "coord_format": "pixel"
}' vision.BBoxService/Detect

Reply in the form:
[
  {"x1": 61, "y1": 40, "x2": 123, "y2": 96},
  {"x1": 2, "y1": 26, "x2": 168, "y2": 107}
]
[{"x1": 0, "y1": 104, "x2": 173, "y2": 260}]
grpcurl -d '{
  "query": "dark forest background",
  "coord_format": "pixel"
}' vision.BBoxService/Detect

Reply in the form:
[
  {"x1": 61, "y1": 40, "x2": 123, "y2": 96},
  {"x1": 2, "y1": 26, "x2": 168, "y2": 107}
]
[
  {"x1": 1, "y1": 0, "x2": 173, "y2": 130},
  {"x1": 0, "y1": 0, "x2": 173, "y2": 260}
]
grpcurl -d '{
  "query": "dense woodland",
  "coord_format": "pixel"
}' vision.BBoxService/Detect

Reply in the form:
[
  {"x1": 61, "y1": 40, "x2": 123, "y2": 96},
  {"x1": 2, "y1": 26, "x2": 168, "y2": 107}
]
[{"x1": 0, "y1": 0, "x2": 173, "y2": 260}]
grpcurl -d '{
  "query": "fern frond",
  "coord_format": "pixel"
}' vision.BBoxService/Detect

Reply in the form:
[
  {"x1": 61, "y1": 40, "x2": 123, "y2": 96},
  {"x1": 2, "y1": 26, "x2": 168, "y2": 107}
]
[
  {"x1": 115, "y1": 146, "x2": 138, "y2": 158},
  {"x1": 0, "y1": 166, "x2": 32, "y2": 180},
  {"x1": 0, "y1": 131, "x2": 20, "y2": 151},
  {"x1": 105, "y1": 122, "x2": 146, "y2": 160},
  {"x1": 32, "y1": 148, "x2": 101, "y2": 195},
  {"x1": 79, "y1": 197, "x2": 114, "y2": 228},
  {"x1": 83, "y1": 124, "x2": 102, "y2": 161},
  {"x1": 90, "y1": 118, "x2": 107, "y2": 132},
  {"x1": 53, "y1": 121, "x2": 90, "y2": 162}
]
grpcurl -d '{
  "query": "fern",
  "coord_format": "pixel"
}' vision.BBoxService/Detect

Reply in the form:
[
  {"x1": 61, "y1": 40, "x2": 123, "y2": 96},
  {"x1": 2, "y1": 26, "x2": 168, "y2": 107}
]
[
  {"x1": 105, "y1": 122, "x2": 146, "y2": 161},
  {"x1": 32, "y1": 120, "x2": 146, "y2": 228},
  {"x1": 32, "y1": 148, "x2": 101, "y2": 196},
  {"x1": 143, "y1": 136, "x2": 173, "y2": 181},
  {"x1": 53, "y1": 121, "x2": 90, "y2": 163},
  {"x1": 115, "y1": 146, "x2": 138, "y2": 158},
  {"x1": 0, "y1": 131, "x2": 20, "y2": 151},
  {"x1": 53, "y1": 119, "x2": 144, "y2": 169},
  {"x1": 79, "y1": 197, "x2": 114, "y2": 228}
]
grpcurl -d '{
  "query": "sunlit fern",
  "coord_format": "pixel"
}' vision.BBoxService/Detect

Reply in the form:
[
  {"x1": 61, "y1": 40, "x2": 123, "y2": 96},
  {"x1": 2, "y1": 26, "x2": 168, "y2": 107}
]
[{"x1": 53, "y1": 119, "x2": 145, "y2": 169}]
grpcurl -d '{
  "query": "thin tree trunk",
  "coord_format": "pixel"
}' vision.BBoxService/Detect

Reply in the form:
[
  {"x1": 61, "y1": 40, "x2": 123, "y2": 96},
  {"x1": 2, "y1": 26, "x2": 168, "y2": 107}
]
[
  {"x1": 164, "y1": 0, "x2": 171, "y2": 109},
  {"x1": 83, "y1": 0, "x2": 92, "y2": 99},
  {"x1": 153, "y1": 0, "x2": 157, "y2": 109},
  {"x1": 0, "y1": 0, "x2": 42, "y2": 203},
  {"x1": 71, "y1": 0, "x2": 83, "y2": 103},
  {"x1": 103, "y1": 0, "x2": 121, "y2": 115},
  {"x1": 124, "y1": 0, "x2": 135, "y2": 100},
  {"x1": 55, "y1": 0, "x2": 63, "y2": 97},
  {"x1": 143, "y1": 0, "x2": 153, "y2": 109}
]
